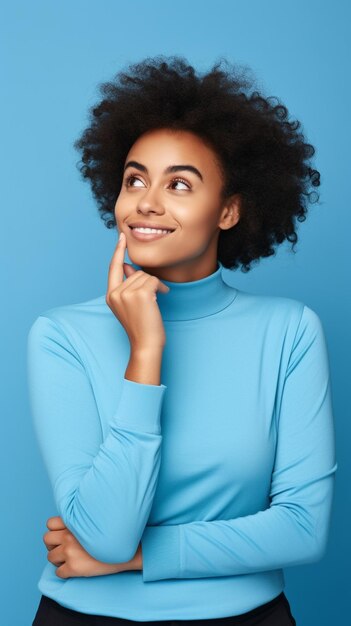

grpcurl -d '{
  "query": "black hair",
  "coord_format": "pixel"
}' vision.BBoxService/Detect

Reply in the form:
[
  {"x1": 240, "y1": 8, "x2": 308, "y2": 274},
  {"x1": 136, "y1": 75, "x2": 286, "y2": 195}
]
[{"x1": 74, "y1": 55, "x2": 320, "y2": 272}]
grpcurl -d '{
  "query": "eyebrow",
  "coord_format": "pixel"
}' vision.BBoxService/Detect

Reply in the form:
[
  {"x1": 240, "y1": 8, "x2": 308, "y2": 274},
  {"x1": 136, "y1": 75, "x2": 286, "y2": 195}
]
[{"x1": 123, "y1": 160, "x2": 203, "y2": 182}]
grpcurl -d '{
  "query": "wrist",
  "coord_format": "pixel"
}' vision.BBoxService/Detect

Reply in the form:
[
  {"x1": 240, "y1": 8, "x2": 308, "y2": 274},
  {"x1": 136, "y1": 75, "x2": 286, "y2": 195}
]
[
  {"x1": 125, "y1": 348, "x2": 163, "y2": 386},
  {"x1": 131, "y1": 345, "x2": 164, "y2": 357},
  {"x1": 127, "y1": 542, "x2": 143, "y2": 570}
]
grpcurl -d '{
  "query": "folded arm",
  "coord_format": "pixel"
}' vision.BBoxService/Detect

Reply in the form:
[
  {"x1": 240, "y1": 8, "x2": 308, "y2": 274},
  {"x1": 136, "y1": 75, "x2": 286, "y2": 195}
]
[{"x1": 141, "y1": 305, "x2": 337, "y2": 582}]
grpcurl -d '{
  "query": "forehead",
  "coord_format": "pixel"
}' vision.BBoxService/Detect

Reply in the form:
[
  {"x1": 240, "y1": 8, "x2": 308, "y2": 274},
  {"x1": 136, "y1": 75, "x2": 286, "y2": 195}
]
[{"x1": 126, "y1": 128, "x2": 221, "y2": 171}]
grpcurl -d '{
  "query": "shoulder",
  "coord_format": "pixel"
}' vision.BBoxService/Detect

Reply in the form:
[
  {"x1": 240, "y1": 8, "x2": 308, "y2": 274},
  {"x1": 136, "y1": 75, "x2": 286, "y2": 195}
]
[
  {"x1": 232, "y1": 287, "x2": 325, "y2": 347},
  {"x1": 27, "y1": 293, "x2": 110, "y2": 345},
  {"x1": 234, "y1": 287, "x2": 320, "y2": 324}
]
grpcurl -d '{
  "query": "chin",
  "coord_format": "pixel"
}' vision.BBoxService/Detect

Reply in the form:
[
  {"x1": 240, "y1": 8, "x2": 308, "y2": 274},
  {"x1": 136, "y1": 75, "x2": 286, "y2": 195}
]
[{"x1": 128, "y1": 251, "x2": 164, "y2": 265}]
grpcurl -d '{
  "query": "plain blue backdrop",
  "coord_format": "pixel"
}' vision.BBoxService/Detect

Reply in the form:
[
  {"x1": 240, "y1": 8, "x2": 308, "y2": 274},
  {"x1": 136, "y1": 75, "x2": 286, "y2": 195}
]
[{"x1": 1, "y1": 1, "x2": 349, "y2": 624}]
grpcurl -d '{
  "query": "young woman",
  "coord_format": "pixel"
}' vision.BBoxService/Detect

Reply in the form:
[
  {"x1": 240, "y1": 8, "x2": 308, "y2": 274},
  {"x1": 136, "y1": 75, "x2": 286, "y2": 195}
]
[{"x1": 28, "y1": 56, "x2": 337, "y2": 625}]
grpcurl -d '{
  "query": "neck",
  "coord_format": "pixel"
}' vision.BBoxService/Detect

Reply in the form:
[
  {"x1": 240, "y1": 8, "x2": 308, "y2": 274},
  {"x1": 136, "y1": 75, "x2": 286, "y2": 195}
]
[{"x1": 133, "y1": 260, "x2": 238, "y2": 321}]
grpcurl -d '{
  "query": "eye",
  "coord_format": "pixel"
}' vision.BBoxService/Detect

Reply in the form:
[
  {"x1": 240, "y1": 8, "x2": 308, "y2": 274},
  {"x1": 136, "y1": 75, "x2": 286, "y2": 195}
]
[
  {"x1": 124, "y1": 174, "x2": 144, "y2": 188},
  {"x1": 123, "y1": 174, "x2": 191, "y2": 190},
  {"x1": 170, "y1": 177, "x2": 191, "y2": 190}
]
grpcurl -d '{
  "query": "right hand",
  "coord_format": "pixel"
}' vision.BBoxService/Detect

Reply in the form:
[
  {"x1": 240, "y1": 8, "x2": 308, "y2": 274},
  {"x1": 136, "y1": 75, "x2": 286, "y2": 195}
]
[{"x1": 106, "y1": 231, "x2": 170, "y2": 351}]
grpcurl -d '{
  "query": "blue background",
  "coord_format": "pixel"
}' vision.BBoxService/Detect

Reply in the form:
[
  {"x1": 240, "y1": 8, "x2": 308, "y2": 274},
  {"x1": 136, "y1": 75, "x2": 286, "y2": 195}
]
[{"x1": 2, "y1": 1, "x2": 349, "y2": 624}]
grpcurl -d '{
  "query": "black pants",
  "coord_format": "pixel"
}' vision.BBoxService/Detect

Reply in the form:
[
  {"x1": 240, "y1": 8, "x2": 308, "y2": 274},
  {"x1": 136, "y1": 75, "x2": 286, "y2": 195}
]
[{"x1": 32, "y1": 592, "x2": 296, "y2": 625}]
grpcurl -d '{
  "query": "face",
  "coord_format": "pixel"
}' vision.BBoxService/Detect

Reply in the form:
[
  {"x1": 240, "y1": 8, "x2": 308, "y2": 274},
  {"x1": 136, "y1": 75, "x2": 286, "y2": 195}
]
[{"x1": 114, "y1": 127, "x2": 240, "y2": 282}]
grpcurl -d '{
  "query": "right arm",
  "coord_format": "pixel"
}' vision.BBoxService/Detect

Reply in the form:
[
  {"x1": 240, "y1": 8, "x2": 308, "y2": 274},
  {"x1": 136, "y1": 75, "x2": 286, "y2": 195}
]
[
  {"x1": 27, "y1": 232, "x2": 170, "y2": 565},
  {"x1": 27, "y1": 317, "x2": 166, "y2": 565}
]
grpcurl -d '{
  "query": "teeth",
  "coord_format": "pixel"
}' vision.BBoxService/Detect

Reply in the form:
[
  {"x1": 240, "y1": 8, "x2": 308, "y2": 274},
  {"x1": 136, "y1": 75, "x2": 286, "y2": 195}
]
[{"x1": 132, "y1": 227, "x2": 172, "y2": 234}]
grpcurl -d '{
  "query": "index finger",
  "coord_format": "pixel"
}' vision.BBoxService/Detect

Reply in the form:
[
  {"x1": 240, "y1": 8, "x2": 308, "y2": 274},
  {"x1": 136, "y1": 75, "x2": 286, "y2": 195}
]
[{"x1": 107, "y1": 231, "x2": 127, "y2": 295}]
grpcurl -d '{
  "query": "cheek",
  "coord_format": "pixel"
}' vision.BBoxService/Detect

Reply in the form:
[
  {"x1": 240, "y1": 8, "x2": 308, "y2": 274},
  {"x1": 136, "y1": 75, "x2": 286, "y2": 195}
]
[
  {"x1": 185, "y1": 212, "x2": 217, "y2": 236},
  {"x1": 114, "y1": 196, "x2": 125, "y2": 220},
  {"x1": 177, "y1": 222, "x2": 216, "y2": 252}
]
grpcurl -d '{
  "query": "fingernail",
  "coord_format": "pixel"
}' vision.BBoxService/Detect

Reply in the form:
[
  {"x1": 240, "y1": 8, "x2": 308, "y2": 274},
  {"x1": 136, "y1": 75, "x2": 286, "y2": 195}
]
[{"x1": 119, "y1": 231, "x2": 124, "y2": 241}]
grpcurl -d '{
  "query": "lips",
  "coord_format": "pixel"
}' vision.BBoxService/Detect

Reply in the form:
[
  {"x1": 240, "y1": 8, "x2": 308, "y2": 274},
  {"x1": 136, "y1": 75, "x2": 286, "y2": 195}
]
[{"x1": 128, "y1": 226, "x2": 175, "y2": 242}]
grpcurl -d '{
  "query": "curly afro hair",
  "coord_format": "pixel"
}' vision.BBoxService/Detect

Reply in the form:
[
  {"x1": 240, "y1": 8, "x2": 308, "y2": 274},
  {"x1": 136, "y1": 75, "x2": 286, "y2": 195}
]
[{"x1": 74, "y1": 55, "x2": 320, "y2": 272}]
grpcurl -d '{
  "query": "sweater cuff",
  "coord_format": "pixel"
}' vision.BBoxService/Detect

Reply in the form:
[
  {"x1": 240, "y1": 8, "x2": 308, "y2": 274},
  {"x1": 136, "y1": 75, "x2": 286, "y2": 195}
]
[
  {"x1": 111, "y1": 377, "x2": 167, "y2": 435},
  {"x1": 141, "y1": 524, "x2": 181, "y2": 582}
]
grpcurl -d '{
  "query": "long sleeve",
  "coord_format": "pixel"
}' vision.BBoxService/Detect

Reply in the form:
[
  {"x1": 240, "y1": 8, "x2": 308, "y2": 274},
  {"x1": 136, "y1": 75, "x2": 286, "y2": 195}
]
[
  {"x1": 141, "y1": 305, "x2": 337, "y2": 582},
  {"x1": 27, "y1": 315, "x2": 166, "y2": 564}
]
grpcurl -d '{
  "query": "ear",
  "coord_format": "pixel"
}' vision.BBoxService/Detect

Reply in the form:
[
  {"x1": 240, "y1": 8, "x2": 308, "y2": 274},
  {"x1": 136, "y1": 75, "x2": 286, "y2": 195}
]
[{"x1": 218, "y1": 194, "x2": 241, "y2": 231}]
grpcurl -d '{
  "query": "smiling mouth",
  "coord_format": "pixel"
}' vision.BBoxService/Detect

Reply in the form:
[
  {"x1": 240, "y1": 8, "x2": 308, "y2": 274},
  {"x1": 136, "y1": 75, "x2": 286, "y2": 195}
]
[{"x1": 128, "y1": 226, "x2": 176, "y2": 242}]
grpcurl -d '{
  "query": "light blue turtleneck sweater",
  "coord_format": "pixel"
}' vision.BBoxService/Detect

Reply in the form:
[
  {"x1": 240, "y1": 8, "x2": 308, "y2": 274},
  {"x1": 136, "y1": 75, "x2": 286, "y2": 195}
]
[{"x1": 27, "y1": 261, "x2": 337, "y2": 620}]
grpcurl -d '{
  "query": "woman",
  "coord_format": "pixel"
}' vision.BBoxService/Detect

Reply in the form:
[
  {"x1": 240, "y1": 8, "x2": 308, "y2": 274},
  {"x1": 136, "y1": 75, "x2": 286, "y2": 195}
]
[{"x1": 28, "y1": 56, "x2": 337, "y2": 625}]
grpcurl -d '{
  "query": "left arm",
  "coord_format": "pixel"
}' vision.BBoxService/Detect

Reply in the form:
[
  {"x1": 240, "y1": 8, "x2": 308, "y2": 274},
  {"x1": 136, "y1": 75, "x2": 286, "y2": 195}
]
[{"x1": 140, "y1": 305, "x2": 338, "y2": 582}]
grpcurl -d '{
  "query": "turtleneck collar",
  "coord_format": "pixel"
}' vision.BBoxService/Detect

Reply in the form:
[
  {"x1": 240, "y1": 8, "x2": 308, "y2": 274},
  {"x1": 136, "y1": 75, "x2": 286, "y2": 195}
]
[{"x1": 134, "y1": 260, "x2": 238, "y2": 321}]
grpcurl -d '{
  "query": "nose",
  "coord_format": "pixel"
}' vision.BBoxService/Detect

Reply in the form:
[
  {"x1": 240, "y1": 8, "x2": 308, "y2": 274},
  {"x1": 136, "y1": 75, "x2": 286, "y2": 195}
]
[{"x1": 136, "y1": 184, "x2": 164, "y2": 214}]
